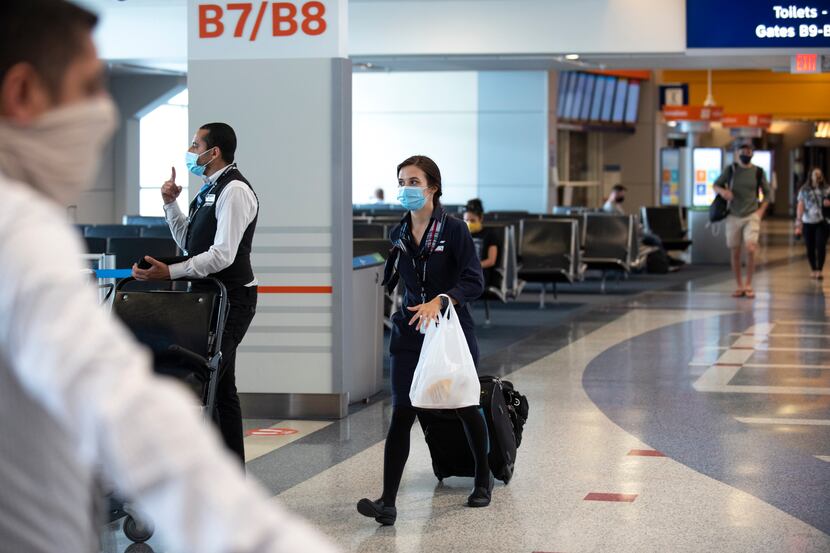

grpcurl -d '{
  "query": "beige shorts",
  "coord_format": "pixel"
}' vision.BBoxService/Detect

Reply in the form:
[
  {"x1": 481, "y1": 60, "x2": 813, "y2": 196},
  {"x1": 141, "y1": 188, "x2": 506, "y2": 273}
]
[{"x1": 725, "y1": 213, "x2": 761, "y2": 249}]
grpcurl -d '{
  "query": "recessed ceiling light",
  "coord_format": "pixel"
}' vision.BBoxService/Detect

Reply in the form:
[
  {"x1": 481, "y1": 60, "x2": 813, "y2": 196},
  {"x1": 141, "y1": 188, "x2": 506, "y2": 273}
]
[{"x1": 565, "y1": 54, "x2": 580, "y2": 61}]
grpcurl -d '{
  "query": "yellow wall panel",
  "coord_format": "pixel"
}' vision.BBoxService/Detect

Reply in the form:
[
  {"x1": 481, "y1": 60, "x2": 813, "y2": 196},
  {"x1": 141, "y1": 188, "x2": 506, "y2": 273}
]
[{"x1": 659, "y1": 70, "x2": 830, "y2": 120}]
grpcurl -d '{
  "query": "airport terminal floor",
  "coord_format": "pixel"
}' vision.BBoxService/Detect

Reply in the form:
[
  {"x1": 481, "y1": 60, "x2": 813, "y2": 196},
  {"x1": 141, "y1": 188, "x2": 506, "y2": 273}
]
[{"x1": 103, "y1": 219, "x2": 830, "y2": 553}]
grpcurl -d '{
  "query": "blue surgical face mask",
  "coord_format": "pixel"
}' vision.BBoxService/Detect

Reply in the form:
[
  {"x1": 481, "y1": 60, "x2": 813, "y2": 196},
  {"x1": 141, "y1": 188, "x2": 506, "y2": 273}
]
[
  {"x1": 397, "y1": 186, "x2": 429, "y2": 211},
  {"x1": 185, "y1": 148, "x2": 214, "y2": 177}
]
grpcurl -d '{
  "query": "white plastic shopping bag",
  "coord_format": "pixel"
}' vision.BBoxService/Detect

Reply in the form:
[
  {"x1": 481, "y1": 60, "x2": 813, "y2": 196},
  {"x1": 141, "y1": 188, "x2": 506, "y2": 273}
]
[{"x1": 409, "y1": 295, "x2": 481, "y2": 409}]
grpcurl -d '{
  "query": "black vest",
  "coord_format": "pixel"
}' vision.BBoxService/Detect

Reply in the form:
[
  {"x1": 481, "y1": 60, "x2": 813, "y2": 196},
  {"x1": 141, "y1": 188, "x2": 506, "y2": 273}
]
[{"x1": 186, "y1": 165, "x2": 258, "y2": 290}]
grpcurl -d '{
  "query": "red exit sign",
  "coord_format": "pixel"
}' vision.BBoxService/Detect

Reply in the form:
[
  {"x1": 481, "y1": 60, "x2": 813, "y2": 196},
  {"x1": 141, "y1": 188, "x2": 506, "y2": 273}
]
[{"x1": 791, "y1": 53, "x2": 821, "y2": 74}]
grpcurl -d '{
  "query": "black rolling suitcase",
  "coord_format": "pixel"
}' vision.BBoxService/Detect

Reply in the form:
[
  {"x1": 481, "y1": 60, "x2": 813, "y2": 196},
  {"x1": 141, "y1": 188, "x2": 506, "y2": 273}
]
[{"x1": 417, "y1": 375, "x2": 529, "y2": 484}]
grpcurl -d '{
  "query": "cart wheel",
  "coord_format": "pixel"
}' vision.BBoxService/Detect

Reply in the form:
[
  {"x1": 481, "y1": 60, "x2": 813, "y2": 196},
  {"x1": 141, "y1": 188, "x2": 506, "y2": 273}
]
[{"x1": 123, "y1": 515, "x2": 153, "y2": 543}]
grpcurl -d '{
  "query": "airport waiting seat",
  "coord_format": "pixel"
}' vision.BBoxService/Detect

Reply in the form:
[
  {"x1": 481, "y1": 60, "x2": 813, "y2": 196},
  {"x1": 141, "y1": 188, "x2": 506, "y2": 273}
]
[
  {"x1": 539, "y1": 214, "x2": 585, "y2": 247},
  {"x1": 84, "y1": 237, "x2": 108, "y2": 254},
  {"x1": 106, "y1": 237, "x2": 179, "y2": 268},
  {"x1": 518, "y1": 219, "x2": 582, "y2": 307},
  {"x1": 582, "y1": 214, "x2": 634, "y2": 292},
  {"x1": 353, "y1": 238, "x2": 391, "y2": 259},
  {"x1": 139, "y1": 225, "x2": 174, "y2": 239},
  {"x1": 353, "y1": 223, "x2": 387, "y2": 239},
  {"x1": 477, "y1": 224, "x2": 510, "y2": 324},
  {"x1": 491, "y1": 210, "x2": 530, "y2": 222},
  {"x1": 84, "y1": 224, "x2": 141, "y2": 239},
  {"x1": 641, "y1": 206, "x2": 692, "y2": 251},
  {"x1": 123, "y1": 215, "x2": 167, "y2": 226}
]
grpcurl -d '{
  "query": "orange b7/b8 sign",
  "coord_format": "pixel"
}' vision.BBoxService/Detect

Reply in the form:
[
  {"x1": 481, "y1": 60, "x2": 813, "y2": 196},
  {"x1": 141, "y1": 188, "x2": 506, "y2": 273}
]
[{"x1": 189, "y1": 0, "x2": 346, "y2": 60}]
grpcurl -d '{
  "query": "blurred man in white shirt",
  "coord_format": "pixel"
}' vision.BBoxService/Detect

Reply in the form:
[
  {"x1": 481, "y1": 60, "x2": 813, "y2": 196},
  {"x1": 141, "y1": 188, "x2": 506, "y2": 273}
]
[{"x1": 0, "y1": 1, "x2": 339, "y2": 552}]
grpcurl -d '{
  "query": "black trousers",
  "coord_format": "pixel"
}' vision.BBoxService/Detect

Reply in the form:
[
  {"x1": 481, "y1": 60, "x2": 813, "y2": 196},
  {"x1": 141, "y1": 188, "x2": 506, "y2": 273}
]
[
  {"x1": 803, "y1": 222, "x2": 830, "y2": 271},
  {"x1": 215, "y1": 285, "x2": 257, "y2": 465}
]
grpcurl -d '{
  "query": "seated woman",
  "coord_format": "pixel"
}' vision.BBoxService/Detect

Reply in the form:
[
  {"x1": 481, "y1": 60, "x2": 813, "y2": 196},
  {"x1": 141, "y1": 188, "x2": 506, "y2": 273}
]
[{"x1": 463, "y1": 199, "x2": 499, "y2": 284}]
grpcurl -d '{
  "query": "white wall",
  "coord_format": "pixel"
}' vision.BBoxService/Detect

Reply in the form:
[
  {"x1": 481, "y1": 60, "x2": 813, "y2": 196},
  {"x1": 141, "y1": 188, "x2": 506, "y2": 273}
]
[
  {"x1": 344, "y1": 0, "x2": 685, "y2": 56},
  {"x1": 79, "y1": 0, "x2": 686, "y2": 67},
  {"x1": 353, "y1": 72, "x2": 479, "y2": 205},
  {"x1": 353, "y1": 70, "x2": 549, "y2": 212}
]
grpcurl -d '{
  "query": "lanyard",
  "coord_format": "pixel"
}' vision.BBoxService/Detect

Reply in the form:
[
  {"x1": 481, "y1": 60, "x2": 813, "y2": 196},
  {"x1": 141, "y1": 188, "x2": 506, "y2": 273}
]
[
  {"x1": 188, "y1": 164, "x2": 235, "y2": 221},
  {"x1": 396, "y1": 212, "x2": 446, "y2": 306}
]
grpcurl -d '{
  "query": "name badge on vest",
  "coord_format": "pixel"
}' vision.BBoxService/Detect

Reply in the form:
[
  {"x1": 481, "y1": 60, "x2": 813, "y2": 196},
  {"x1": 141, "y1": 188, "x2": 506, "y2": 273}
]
[{"x1": 204, "y1": 194, "x2": 216, "y2": 207}]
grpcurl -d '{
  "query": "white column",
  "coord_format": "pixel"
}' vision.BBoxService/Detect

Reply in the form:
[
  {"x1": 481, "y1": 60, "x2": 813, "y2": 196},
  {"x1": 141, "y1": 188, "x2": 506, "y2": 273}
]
[{"x1": 188, "y1": 0, "x2": 351, "y2": 418}]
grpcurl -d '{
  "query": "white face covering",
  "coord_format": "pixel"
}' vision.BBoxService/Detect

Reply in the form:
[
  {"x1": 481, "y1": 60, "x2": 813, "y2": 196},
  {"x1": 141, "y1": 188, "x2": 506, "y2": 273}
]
[{"x1": 0, "y1": 96, "x2": 118, "y2": 206}]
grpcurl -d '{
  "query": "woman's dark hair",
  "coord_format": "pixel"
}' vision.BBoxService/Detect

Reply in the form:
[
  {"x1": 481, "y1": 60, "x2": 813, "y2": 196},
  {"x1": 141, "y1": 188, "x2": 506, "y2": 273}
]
[
  {"x1": 200, "y1": 122, "x2": 237, "y2": 163},
  {"x1": 397, "y1": 155, "x2": 442, "y2": 208},
  {"x1": 465, "y1": 198, "x2": 484, "y2": 218}
]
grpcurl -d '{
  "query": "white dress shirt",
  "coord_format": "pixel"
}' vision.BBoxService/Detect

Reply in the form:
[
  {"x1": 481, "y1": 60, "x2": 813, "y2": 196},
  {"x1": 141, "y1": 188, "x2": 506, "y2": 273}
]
[
  {"x1": 164, "y1": 164, "x2": 258, "y2": 285},
  {"x1": 0, "y1": 170, "x2": 338, "y2": 553}
]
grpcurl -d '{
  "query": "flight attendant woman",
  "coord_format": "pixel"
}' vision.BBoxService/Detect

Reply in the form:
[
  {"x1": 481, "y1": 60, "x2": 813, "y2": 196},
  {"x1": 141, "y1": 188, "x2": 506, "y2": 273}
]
[{"x1": 357, "y1": 156, "x2": 493, "y2": 526}]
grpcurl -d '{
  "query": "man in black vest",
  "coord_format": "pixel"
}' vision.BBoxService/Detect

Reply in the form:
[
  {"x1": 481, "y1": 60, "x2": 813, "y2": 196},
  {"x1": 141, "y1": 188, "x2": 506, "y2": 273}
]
[{"x1": 133, "y1": 122, "x2": 258, "y2": 465}]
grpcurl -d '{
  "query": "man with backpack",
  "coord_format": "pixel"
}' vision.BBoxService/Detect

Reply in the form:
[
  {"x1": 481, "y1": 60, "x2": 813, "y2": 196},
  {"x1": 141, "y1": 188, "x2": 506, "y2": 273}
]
[{"x1": 713, "y1": 143, "x2": 772, "y2": 298}]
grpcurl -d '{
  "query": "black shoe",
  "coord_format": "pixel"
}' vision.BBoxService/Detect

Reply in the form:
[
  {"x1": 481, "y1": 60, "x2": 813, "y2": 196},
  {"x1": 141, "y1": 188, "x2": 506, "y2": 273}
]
[
  {"x1": 467, "y1": 473, "x2": 494, "y2": 508},
  {"x1": 357, "y1": 498, "x2": 397, "y2": 525}
]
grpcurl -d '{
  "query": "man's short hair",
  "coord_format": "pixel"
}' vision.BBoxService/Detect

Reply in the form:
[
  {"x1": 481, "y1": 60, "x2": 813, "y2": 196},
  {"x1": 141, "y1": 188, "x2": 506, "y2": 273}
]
[
  {"x1": 0, "y1": 0, "x2": 98, "y2": 99},
  {"x1": 200, "y1": 123, "x2": 237, "y2": 164},
  {"x1": 611, "y1": 184, "x2": 627, "y2": 193}
]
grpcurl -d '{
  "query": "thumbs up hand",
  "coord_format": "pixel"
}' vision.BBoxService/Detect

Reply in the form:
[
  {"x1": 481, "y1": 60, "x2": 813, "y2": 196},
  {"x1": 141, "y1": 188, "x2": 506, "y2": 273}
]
[{"x1": 161, "y1": 167, "x2": 182, "y2": 205}]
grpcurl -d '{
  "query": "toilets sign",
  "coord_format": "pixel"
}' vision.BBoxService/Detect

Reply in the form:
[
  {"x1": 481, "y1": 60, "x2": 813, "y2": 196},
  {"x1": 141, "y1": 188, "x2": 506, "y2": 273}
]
[
  {"x1": 687, "y1": 0, "x2": 830, "y2": 47},
  {"x1": 188, "y1": 0, "x2": 347, "y2": 60}
]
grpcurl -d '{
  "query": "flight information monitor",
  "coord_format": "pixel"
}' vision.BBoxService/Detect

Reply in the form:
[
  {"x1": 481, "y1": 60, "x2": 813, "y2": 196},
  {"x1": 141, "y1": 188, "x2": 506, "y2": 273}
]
[
  {"x1": 590, "y1": 76, "x2": 606, "y2": 121},
  {"x1": 557, "y1": 71, "x2": 572, "y2": 118},
  {"x1": 601, "y1": 76, "x2": 615, "y2": 122},
  {"x1": 624, "y1": 81, "x2": 640, "y2": 124},
  {"x1": 580, "y1": 74, "x2": 596, "y2": 121},
  {"x1": 611, "y1": 78, "x2": 628, "y2": 123}
]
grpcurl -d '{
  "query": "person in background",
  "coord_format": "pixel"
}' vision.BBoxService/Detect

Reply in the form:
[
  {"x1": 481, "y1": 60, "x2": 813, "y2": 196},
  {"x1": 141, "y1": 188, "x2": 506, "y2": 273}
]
[
  {"x1": 602, "y1": 184, "x2": 626, "y2": 214},
  {"x1": 794, "y1": 167, "x2": 830, "y2": 280},
  {"x1": 464, "y1": 198, "x2": 499, "y2": 284},
  {"x1": 0, "y1": 2, "x2": 339, "y2": 552},
  {"x1": 371, "y1": 187, "x2": 385, "y2": 204},
  {"x1": 713, "y1": 143, "x2": 771, "y2": 299}
]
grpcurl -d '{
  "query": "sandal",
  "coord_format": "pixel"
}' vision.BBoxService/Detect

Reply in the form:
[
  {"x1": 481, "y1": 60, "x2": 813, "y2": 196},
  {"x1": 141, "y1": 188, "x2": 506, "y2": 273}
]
[
  {"x1": 744, "y1": 288, "x2": 756, "y2": 298},
  {"x1": 732, "y1": 289, "x2": 745, "y2": 298}
]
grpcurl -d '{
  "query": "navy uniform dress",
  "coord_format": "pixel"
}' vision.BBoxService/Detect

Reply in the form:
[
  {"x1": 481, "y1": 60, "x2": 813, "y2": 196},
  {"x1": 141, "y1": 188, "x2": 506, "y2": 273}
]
[{"x1": 383, "y1": 207, "x2": 485, "y2": 406}]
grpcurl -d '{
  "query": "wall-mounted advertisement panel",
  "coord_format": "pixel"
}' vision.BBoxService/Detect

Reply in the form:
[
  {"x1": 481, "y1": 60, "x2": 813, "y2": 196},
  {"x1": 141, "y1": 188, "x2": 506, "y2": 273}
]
[
  {"x1": 687, "y1": 0, "x2": 830, "y2": 48},
  {"x1": 692, "y1": 148, "x2": 723, "y2": 207},
  {"x1": 660, "y1": 148, "x2": 681, "y2": 206}
]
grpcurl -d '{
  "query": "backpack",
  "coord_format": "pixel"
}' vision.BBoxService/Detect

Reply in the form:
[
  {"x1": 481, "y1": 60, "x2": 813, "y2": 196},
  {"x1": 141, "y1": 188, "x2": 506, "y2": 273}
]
[
  {"x1": 500, "y1": 379, "x2": 529, "y2": 447},
  {"x1": 709, "y1": 164, "x2": 764, "y2": 224}
]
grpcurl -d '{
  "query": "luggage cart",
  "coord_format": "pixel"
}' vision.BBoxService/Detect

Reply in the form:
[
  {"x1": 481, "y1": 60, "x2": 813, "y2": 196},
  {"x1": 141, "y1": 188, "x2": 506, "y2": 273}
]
[{"x1": 107, "y1": 277, "x2": 229, "y2": 543}]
